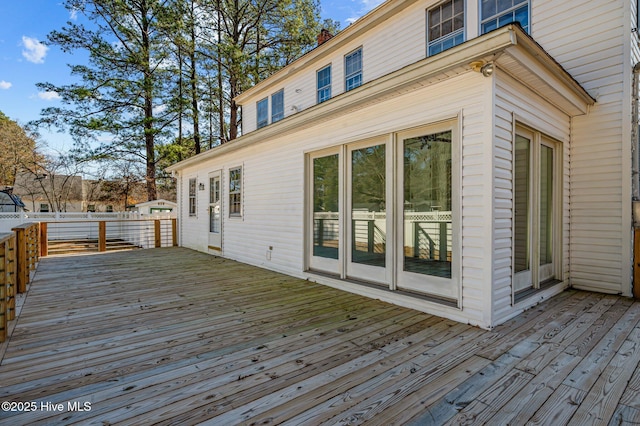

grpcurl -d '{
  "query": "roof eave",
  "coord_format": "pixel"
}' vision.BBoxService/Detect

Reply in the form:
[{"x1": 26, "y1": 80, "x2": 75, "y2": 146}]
[{"x1": 168, "y1": 25, "x2": 593, "y2": 172}]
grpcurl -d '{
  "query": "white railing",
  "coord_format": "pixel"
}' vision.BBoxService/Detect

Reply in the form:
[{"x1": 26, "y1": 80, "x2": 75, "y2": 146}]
[{"x1": 0, "y1": 211, "x2": 176, "y2": 233}]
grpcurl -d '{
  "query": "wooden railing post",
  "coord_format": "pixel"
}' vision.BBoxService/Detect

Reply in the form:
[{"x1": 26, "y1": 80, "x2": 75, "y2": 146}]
[
  {"x1": 40, "y1": 222, "x2": 48, "y2": 257},
  {"x1": 0, "y1": 236, "x2": 8, "y2": 342},
  {"x1": 13, "y1": 226, "x2": 27, "y2": 294},
  {"x1": 99, "y1": 221, "x2": 106, "y2": 252},
  {"x1": 154, "y1": 220, "x2": 161, "y2": 248},
  {"x1": 171, "y1": 218, "x2": 178, "y2": 247},
  {"x1": 6, "y1": 235, "x2": 16, "y2": 322}
]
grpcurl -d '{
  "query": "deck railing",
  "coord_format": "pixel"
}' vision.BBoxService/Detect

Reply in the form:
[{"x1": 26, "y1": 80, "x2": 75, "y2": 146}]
[
  {"x1": 39, "y1": 218, "x2": 178, "y2": 256},
  {"x1": 0, "y1": 218, "x2": 178, "y2": 343},
  {"x1": 0, "y1": 223, "x2": 39, "y2": 343}
]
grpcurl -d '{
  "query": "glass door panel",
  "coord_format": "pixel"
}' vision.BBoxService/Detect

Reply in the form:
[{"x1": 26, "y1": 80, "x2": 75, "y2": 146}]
[
  {"x1": 514, "y1": 134, "x2": 532, "y2": 292},
  {"x1": 309, "y1": 153, "x2": 341, "y2": 274},
  {"x1": 539, "y1": 143, "x2": 554, "y2": 282},
  {"x1": 347, "y1": 142, "x2": 388, "y2": 283},
  {"x1": 208, "y1": 172, "x2": 222, "y2": 252},
  {"x1": 397, "y1": 125, "x2": 457, "y2": 301},
  {"x1": 403, "y1": 131, "x2": 452, "y2": 278}
]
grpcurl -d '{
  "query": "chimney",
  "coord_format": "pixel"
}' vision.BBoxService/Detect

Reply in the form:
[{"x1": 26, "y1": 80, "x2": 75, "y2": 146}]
[{"x1": 317, "y1": 29, "x2": 333, "y2": 46}]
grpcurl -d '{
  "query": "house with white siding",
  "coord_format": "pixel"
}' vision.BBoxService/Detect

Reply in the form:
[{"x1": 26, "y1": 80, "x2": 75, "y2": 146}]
[{"x1": 167, "y1": 0, "x2": 639, "y2": 329}]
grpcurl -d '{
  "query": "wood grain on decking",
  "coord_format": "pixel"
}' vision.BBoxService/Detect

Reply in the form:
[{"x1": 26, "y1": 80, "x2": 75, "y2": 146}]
[{"x1": 0, "y1": 247, "x2": 639, "y2": 425}]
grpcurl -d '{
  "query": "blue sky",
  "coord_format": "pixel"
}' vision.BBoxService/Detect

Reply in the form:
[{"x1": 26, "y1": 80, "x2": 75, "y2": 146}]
[{"x1": 0, "y1": 0, "x2": 383, "y2": 154}]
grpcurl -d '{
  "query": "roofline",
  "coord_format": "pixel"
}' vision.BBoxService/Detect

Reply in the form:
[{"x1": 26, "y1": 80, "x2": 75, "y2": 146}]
[
  {"x1": 234, "y1": 0, "x2": 419, "y2": 104},
  {"x1": 168, "y1": 25, "x2": 594, "y2": 173}
]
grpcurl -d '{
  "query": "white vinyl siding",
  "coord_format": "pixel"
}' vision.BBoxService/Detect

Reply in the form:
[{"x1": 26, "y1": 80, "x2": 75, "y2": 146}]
[
  {"x1": 493, "y1": 71, "x2": 571, "y2": 324},
  {"x1": 177, "y1": 73, "x2": 497, "y2": 327},
  {"x1": 532, "y1": 0, "x2": 630, "y2": 295}
]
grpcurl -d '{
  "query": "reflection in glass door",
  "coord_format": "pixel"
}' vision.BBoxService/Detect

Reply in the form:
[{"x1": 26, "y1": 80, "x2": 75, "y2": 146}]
[
  {"x1": 514, "y1": 133, "x2": 532, "y2": 292},
  {"x1": 347, "y1": 142, "x2": 388, "y2": 283},
  {"x1": 513, "y1": 126, "x2": 557, "y2": 297},
  {"x1": 309, "y1": 152, "x2": 341, "y2": 274},
  {"x1": 397, "y1": 126, "x2": 457, "y2": 300}
]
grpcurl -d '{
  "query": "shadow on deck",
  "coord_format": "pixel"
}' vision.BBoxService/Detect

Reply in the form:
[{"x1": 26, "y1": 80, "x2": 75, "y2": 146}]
[{"x1": 1, "y1": 247, "x2": 640, "y2": 425}]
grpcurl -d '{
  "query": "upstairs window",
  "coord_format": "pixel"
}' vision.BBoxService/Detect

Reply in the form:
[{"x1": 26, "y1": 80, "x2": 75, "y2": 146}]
[
  {"x1": 257, "y1": 98, "x2": 268, "y2": 129},
  {"x1": 428, "y1": 0, "x2": 464, "y2": 56},
  {"x1": 481, "y1": 0, "x2": 529, "y2": 34},
  {"x1": 317, "y1": 65, "x2": 332, "y2": 103},
  {"x1": 271, "y1": 89, "x2": 284, "y2": 123},
  {"x1": 345, "y1": 48, "x2": 363, "y2": 91}
]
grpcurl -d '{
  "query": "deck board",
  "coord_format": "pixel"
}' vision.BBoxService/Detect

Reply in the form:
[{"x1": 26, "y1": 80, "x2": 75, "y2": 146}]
[{"x1": 1, "y1": 247, "x2": 640, "y2": 425}]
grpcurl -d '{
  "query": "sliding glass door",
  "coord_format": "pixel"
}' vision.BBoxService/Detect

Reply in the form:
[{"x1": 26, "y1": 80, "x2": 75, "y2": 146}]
[
  {"x1": 396, "y1": 124, "x2": 458, "y2": 300},
  {"x1": 346, "y1": 139, "x2": 391, "y2": 284},
  {"x1": 307, "y1": 120, "x2": 458, "y2": 301},
  {"x1": 513, "y1": 125, "x2": 558, "y2": 295},
  {"x1": 309, "y1": 150, "x2": 341, "y2": 275}
]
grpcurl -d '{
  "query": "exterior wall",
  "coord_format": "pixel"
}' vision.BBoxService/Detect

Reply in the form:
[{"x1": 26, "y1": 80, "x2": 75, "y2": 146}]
[
  {"x1": 179, "y1": 72, "x2": 499, "y2": 327},
  {"x1": 493, "y1": 70, "x2": 572, "y2": 325},
  {"x1": 242, "y1": 0, "x2": 451, "y2": 134},
  {"x1": 532, "y1": 0, "x2": 631, "y2": 295}
]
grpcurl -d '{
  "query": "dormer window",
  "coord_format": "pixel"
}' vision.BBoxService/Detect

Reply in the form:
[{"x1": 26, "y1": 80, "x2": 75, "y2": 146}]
[
  {"x1": 271, "y1": 89, "x2": 284, "y2": 123},
  {"x1": 345, "y1": 48, "x2": 363, "y2": 91},
  {"x1": 481, "y1": 0, "x2": 529, "y2": 34},
  {"x1": 427, "y1": 0, "x2": 464, "y2": 56},
  {"x1": 317, "y1": 65, "x2": 332, "y2": 103},
  {"x1": 257, "y1": 98, "x2": 268, "y2": 129}
]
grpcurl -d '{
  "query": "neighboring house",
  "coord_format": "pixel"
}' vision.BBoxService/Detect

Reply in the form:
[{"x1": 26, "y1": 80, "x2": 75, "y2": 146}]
[
  {"x1": 0, "y1": 189, "x2": 25, "y2": 212},
  {"x1": 130, "y1": 199, "x2": 177, "y2": 215},
  {"x1": 168, "y1": 0, "x2": 637, "y2": 329},
  {"x1": 13, "y1": 173, "x2": 84, "y2": 212}
]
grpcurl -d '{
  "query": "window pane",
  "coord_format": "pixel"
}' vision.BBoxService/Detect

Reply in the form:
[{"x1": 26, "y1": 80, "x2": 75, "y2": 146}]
[
  {"x1": 345, "y1": 49, "x2": 362, "y2": 91},
  {"x1": 442, "y1": 2, "x2": 452, "y2": 20},
  {"x1": 317, "y1": 66, "x2": 331, "y2": 103},
  {"x1": 271, "y1": 90, "x2": 284, "y2": 123},
  {"x1": 352, "y1": 145, "x2": 386, "y2": 267},
  {"x1": 313, "y1": 155, "x2": 339, "y2": 259},
  {"x1": 403, "y1": 131, "x2": 452, "y2": 278},
  {"x1": 427, "y1": 0, "x2": 465, "y2": 56},
  {"x1": 257, "y1": 98, "x2": 268, "y2": 128},
  {"x1": 482, "y1": 0, "x2": 496, "y2": 17},
  {"x1": 229, "y1": 168, "x2": 242, "y2": 216}
]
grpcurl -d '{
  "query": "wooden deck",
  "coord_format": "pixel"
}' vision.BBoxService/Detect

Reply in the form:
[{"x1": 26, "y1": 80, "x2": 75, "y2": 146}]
[{"x1": 1, "y1": 248, "x2": 640, "y2": 425}]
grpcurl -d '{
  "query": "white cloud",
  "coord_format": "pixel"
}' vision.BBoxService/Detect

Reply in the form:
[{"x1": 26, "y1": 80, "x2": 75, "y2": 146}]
[
  {"x1": 0, "y1": 80, "x2": 11, "y2": 90},
  {"x1": 21, "y1": 36, "x2": 48, "y2": 64},
  {"x1": 70, "y1": 9, "x2": 79, "y2": 20},
  {"x1": 38, "y1": 91, "x2": 61, "y2": 101},
  {"x1": 346, "y1": 0, "x2": 384, "y2": 24}
]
